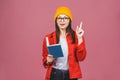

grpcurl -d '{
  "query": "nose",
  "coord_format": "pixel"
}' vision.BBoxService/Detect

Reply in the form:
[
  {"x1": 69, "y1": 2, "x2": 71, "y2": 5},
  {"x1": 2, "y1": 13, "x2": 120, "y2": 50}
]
[{"x1": 61, "y1": 19, "x2": 64, "y2": 22}]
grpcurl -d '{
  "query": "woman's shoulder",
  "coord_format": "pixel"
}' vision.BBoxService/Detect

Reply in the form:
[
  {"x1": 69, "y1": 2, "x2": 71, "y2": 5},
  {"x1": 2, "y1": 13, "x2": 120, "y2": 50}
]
[{"x1": 44, "y1": 31, "x2": 56, "y2": 38}]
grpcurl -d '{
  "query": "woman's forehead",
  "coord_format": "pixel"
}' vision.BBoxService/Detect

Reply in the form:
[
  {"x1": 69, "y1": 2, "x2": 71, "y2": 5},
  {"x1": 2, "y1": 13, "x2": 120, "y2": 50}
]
[{"x1": 57, "y1": 14, "x2": 68, "y2": 17}]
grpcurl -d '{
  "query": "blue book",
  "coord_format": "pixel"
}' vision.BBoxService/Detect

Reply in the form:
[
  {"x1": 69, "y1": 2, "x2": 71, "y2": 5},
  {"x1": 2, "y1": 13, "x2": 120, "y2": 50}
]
[{"x1": 47, "y1": 44, "x2": 64, "y2": 58}]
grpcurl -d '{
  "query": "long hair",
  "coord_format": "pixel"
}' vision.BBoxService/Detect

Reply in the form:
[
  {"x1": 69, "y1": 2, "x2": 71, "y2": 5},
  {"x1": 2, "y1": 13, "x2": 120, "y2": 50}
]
[{"x1": 55, "y1": 19, "x2": 75, "y2": 44}]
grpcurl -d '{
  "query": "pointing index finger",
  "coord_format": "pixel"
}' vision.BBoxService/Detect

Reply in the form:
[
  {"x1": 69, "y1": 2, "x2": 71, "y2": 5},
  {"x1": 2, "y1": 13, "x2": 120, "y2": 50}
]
[{"x1": 80, "y1": 21, "x2": 83, "y2": 29}]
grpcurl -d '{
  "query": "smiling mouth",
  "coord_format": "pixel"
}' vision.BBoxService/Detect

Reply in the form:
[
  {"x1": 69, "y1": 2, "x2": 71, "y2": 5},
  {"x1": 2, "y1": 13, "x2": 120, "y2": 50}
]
[{"x1": 60, "y1": 24, "x2": 65, "y2": 26}]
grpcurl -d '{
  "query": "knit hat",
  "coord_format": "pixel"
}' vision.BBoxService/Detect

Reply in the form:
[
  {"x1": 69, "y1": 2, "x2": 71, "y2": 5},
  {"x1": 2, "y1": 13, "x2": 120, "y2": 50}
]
[{"x1": 54, "y1": 6, "x2": 72, "y2": 21}]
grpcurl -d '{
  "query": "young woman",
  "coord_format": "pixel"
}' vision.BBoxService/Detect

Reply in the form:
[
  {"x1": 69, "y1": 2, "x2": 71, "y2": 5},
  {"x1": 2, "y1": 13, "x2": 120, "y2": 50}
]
[{"x1": 42, "y1": 6, "x2": 87, "y2": 80}]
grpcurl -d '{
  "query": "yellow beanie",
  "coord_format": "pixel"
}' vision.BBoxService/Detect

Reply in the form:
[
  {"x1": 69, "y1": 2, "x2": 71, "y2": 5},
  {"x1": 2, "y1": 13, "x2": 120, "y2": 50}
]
[{"x1": 54, "y1": 6, "x2": 72, "y2": 21}]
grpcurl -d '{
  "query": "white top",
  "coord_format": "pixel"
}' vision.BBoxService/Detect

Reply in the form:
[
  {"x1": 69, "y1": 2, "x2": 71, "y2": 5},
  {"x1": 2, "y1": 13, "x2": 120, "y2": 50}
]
[{"x1": 52, "y1": 36, "x2": 69, "y2": 70}]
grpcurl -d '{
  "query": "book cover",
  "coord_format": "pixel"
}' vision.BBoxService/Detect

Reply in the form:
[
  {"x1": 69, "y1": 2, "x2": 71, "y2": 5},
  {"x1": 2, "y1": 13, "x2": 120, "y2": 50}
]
[{"x1": 46, "y1": 37, "x2": 64, "y2": 58}]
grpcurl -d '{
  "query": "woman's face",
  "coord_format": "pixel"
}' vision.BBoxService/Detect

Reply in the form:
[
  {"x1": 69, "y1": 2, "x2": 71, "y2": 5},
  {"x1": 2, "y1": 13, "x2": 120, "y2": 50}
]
[{"x1": 56, "y1": 14, "x2": 70, "y2": 30}]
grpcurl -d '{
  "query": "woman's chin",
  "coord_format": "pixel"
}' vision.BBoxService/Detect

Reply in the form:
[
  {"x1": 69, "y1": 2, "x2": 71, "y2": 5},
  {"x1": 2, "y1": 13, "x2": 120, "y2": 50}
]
[
  {"x1": 59, "y1": 26, "x2": 67, "y2": 29},
  {"x1": 60, "y1": 27, "x2": 66, "y2": 30}
]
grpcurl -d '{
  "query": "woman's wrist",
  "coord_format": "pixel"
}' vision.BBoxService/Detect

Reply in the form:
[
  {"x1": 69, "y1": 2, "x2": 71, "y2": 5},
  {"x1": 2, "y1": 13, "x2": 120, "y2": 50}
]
[{"x1": 78, "y1": 37, "x2": 83, "y2": 45}]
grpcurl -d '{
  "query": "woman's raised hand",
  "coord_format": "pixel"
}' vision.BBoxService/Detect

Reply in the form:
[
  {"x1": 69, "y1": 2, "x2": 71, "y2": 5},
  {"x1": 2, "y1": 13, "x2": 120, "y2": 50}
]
[
  {"x1": 76, "y1": 21, "x2": 84, "y2": 38},
  {"x1": 76, "y1": 21, "x2": 84, "y2": 45}
]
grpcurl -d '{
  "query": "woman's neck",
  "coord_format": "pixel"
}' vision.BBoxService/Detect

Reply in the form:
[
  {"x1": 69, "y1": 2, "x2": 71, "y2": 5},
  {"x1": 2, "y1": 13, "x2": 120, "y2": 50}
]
[{"x1": 60, "y1": 29, "x2": 66, "y2": 38}]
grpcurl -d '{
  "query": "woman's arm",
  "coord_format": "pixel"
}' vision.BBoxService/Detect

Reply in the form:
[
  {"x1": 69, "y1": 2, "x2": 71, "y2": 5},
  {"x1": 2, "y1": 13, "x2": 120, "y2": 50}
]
[
  {"x1": 75, "y1": 22, "x2": 87, "y2": 61},
  {"x1": 76, "y1": 37, "x2": 87, "y2": 61}
]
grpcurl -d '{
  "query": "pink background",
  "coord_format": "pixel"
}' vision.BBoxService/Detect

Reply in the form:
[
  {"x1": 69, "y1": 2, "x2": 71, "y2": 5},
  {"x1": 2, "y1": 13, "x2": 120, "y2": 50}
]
[{"x1": 0, "y1": 0, "x2": 120, "y2": 80}]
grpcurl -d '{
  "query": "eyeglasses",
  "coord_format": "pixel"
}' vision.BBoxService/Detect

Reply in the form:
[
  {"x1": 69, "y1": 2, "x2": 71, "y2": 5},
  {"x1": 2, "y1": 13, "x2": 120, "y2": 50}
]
[{"x1": 57, "y1": 17, "x2": 70, "y2": 22}]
